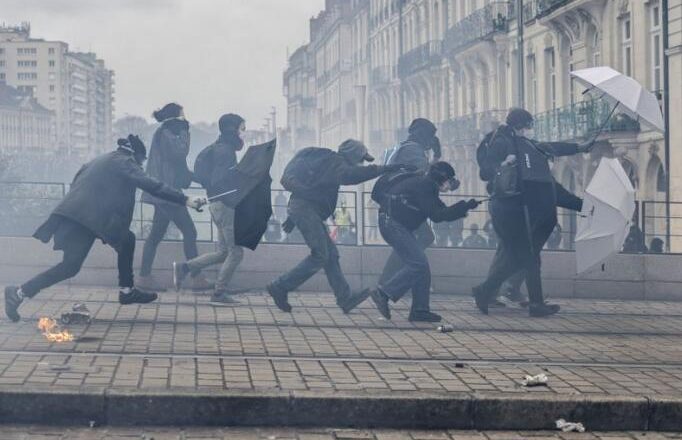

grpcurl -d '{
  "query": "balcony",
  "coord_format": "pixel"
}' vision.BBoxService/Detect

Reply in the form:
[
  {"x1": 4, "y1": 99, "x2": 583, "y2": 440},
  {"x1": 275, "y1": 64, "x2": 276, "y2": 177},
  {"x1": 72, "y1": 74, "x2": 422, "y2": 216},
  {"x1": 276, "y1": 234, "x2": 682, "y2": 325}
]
[
  {"x1": 397, "y1": 41, "x2": 443, "y2": 79},
  {"x1": 371, "y1": 66, "x2": 395, "y2": 86},
  {"x1": 537, "y1": 0, "x2": 573, "y2": 18},
  {"x1": 444, "y1": 2, "x2": 512, "y2": 55},
  {"x1": 534, "y1": 100, "x2": 641, "y2": 143},
  {"x1": 439, "y1": 110, "x2": 507, "y2": 147}
]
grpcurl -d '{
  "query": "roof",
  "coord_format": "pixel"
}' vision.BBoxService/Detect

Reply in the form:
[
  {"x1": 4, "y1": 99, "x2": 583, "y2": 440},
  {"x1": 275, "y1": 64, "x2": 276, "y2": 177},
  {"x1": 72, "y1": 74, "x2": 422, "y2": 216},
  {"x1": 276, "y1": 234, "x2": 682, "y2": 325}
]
[{"x1": 0, "y1": 82, "x2": 52, "y2": 114}]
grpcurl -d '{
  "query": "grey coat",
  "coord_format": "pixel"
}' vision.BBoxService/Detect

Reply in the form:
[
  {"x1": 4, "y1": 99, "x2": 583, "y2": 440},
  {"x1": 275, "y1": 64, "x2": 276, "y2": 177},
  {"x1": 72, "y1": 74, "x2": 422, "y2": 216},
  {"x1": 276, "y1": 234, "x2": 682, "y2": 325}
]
[{"x1": 48, "y1": 150, "x2": 187, "y2": 249}]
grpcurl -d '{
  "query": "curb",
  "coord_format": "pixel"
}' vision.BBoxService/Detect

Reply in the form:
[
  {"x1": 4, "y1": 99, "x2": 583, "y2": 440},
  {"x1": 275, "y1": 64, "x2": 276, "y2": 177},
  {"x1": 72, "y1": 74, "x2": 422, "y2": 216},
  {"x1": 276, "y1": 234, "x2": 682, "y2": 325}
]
[{"x1": 0, "y1": 387, "x2": 679, "y2": 430}]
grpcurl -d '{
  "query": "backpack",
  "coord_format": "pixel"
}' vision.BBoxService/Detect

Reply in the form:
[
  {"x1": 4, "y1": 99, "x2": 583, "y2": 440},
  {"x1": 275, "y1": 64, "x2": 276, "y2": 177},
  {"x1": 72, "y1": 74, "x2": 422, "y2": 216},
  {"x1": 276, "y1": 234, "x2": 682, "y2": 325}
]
[
  {"x1": 382, "y1": 144, "x2": 402, "y2": 165},
  {"x1": 193, "y1": 145, "x2": 214, "y2": 189},
  {"x1": 280, "y1": 147, "x2": 336, "y2": 193},
  {"x1": 476, "y1": 129, "x2": 499, "y2": 182},
  {"x1": 371, "y1": 170, "x2": 420, "y2": 205}
]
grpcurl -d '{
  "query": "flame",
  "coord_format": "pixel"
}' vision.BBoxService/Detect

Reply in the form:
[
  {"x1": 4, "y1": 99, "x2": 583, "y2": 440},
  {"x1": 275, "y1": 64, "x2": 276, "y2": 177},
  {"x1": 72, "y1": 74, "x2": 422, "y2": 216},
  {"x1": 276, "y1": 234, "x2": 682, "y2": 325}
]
[{"x1": 38, "y1": 317, "x2": 74, "y2": 342}]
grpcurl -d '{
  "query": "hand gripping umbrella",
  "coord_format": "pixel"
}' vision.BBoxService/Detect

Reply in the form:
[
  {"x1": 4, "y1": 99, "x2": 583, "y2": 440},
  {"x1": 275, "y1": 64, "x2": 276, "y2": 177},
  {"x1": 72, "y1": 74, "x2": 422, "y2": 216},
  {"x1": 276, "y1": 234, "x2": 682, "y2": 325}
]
[
  {"x1": 575, "y1": 158, "x2": 636, "y2": 273},
  {"x1": 570, "y1": 66, "x2": 665, "y2": 135}
]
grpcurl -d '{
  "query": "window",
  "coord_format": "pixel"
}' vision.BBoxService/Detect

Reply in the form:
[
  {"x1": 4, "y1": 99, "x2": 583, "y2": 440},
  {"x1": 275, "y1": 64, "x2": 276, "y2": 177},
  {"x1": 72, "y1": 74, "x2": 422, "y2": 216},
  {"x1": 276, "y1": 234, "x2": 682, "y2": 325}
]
[
  {"x1": 0, "y1": 60, "x2": 4, "y2": 67},
  {"x1": 650, "y1": 3, "x2": 663, "y2": 91},
  {"x1": 546, "y1": 48, "x2": 557, "y2": 110},
  {"x1": 17, "y1": 60, "x2": 37, "y2": 67},
  {"x1": 527, "y1": 54, "x2": 537, "y2": 113},
  {"x1": 49, "y1": 85, "x2": 55, "y2": 92},
  {"x1": 17, "y1": 72, "x2": 38, "y2": 80},
  {"x1": 17, "y1": 48, "x2": 37, "y2": 55},
  {"x1": 48, "y1": 48, "x2": 55, "y2": 55},
  {"x1": 0, "y1": 73, "x2": 4, "y2": 81},
  {"x1": 49, "y1": 60, "x2": 55, "y2": 67},
  {"x1": 569, "y1": 47, "x2": 575, "y2": 104},
  {"x1": 0, "y1": 48, "x2": 4, "y2": 54},
  {"x1": 591, "y1": 32, "x2": 601, "y2": 67},
  {"x1": 621, "y1": 16, "x2": 632, "y2": 76}
]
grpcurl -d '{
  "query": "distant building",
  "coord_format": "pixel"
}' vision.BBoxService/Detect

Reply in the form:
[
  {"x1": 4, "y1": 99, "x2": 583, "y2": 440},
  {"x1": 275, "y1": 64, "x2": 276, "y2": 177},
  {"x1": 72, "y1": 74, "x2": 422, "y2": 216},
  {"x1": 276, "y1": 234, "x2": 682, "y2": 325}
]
[
  {"x1": 0, "y1": 81, "x2": 55, "y2": 152},
  {"x1": 0, "y1": 23, "x2": 114, "y2": 158}
]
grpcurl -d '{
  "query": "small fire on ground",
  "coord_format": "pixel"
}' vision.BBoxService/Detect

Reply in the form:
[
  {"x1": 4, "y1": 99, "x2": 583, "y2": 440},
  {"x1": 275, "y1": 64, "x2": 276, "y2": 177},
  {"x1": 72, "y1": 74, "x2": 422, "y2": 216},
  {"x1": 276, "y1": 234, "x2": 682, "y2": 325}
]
[{"x1": 38, "y1": 317, "x2": 74, "y2": 342}]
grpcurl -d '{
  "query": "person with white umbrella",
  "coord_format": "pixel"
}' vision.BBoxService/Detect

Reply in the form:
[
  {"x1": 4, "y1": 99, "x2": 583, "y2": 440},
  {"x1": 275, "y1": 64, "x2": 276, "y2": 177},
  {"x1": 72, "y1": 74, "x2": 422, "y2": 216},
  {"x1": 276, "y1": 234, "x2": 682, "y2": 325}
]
[{"x1": 472, "y1": 108, "x2": 594, "y2": 317}]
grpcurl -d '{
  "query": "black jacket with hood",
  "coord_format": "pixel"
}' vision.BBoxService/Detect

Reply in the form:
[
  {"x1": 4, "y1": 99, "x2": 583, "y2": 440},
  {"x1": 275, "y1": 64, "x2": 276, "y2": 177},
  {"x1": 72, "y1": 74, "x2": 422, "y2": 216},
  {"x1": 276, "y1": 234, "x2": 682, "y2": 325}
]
[
  {"x1": 35, "y1": 149, "x2": 186, "y2": 250},
  {"x1": 142, "y1": 118, "x2": 193, "y2": 204}
]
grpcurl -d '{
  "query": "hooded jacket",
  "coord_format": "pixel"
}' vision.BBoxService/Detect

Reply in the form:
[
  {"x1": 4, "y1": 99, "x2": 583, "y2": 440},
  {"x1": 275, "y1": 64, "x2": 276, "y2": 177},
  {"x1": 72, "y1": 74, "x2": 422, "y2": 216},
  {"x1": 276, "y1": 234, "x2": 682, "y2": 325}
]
[
  {"x1": 142, "y1": 118, "x2": 192, "y2": 205},
  {"x1": 195, "y1": 135, "x2": 240, "y2": 199},
  {"x1": 288, "y1": 148, "x2": 383, "y2": 220},
  {"x1": 380, "y1": 174, "x2": 470, "y2": 231},
  {"x1": 37, "y1": 150, "x2": 186, "y2": 250}
]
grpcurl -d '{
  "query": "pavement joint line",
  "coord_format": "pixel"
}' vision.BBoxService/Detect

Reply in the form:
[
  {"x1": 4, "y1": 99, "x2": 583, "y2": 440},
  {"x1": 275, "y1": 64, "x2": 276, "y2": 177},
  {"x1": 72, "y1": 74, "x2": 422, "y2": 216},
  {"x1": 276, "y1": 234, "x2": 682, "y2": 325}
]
[
  {"x1": 3, "y1": 348, "x2": 682, "y2": 369},
  {"x1": 34, "y1": 295, "x2": 682, "y2": 319},
  {"x1": 15, "y1": 316, "x2": 682, "y2": 338}
]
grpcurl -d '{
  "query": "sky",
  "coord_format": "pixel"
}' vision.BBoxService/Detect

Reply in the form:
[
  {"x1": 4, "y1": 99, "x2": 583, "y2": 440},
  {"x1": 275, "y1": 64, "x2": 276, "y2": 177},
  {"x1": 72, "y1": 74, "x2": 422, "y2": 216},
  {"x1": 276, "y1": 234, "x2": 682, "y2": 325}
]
[{"x1": 2, "y1": 0, "x2": 325, "y2": 127}]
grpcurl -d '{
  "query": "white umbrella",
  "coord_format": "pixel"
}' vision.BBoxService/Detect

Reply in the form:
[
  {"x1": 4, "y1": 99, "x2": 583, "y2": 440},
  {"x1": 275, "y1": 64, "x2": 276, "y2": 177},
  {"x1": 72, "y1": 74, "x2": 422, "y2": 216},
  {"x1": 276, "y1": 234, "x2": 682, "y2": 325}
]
[
  {"x1": 575, "y1": 158, "x2": 636, "y2": 273},
  {"x1": 570, "y1": 66, "x2": 665, "y2": 132}
]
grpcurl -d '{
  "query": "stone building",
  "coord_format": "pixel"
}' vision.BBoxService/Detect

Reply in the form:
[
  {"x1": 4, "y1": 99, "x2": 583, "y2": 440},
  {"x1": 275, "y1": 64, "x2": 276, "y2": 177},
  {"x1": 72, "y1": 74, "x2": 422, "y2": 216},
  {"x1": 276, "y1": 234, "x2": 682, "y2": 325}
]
[
  {"x1": 0, "y1": 82, "x2": 55, "y2": 153},
  {"x1": 285, "y1": 0, "x2": 682, "y2": 247}
]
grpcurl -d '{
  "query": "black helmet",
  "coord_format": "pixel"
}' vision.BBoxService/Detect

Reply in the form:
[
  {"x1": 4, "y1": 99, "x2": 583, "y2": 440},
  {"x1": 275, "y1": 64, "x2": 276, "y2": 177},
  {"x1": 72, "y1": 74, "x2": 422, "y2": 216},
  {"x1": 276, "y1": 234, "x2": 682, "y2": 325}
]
[{"x1": 117, "y1": 135, "x2": 147, "y2": 164}]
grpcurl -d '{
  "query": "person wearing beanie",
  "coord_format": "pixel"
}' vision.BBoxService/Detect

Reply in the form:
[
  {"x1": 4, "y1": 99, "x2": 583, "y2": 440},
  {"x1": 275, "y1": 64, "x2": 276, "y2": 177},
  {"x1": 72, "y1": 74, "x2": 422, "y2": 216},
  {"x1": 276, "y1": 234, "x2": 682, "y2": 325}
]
[
  {"x1": 366, "y1": 161, "x2": 479, "y2": 322},
  {"x1": 172, "y1": 113, "x2": 247, "y2": 305},
  {"x1": 4, "y1": 135, "x2": 206, "y2": 322},
  {"x1": 139, "y1": 103, "x2": 212, "y2": 292},
  {"x1": 267, "y1": 139, "x2": 412, "y2": 314},
  {"x1": 379, "y1": 117, "x2": 442, "y2": 292},
  {"x1": 472, "y1": 107, "x2": 594, "y2": 318}
]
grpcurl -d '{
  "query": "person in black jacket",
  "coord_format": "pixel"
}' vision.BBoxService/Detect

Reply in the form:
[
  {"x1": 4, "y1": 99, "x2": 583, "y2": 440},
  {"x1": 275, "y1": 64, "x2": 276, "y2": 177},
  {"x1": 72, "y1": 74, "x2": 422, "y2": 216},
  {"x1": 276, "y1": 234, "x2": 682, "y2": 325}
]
[
  {"x1": 4, "y1": 135, "x2": 206, "y2": 322},
  {"x1": 267, "y1": 139, "x2": 409, "y2": 314},
  {"x1": 473, "y1": 108, "x2": 593, "y2": 317},
  {"x1": 366, "y1": 162, "x2": 479, "y2": 322},
  {"x1": 173, "y1": 113, "x2": 246, "y2": 305},
  {"x1": 138, "y1": 103, "x2": 211, "y2": 292}
]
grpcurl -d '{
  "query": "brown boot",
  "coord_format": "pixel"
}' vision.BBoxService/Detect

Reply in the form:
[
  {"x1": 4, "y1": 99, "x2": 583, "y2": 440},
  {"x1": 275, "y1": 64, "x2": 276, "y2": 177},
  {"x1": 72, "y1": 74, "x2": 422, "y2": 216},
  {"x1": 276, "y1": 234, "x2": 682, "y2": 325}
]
[
  {"x1": 189, "y1": 274, "x2": 213, "y2": 292},
  {"x1": 136, "y1": 274, "x2": 167, "y2": 292}
]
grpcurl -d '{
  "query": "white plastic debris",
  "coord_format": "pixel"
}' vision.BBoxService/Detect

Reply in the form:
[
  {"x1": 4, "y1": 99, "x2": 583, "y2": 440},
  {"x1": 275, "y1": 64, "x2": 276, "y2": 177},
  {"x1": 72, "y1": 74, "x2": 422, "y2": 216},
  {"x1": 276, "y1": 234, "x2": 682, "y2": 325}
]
[
  {"x1": 556, "y1": 418, "x2": 586, "y2": 433},
  {"x1": 521, "y1": 373, "x2": 548, "y2": 387}
]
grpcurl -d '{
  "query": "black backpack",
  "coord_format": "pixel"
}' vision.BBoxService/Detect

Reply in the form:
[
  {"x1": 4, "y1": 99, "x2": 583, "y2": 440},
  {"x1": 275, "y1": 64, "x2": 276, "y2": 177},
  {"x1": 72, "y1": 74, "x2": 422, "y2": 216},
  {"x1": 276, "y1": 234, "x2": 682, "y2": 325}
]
[
  {"x1": 193, "y1": 145, "x2": 214, "y2": 189},
  {"x1": 280, "y1": 147, "x2": 336, "y2": 193},
  {"x1": 476, "y1": 129, "x2": 498, "y2": 182},
  {"x1": 371, "y1": 170, "x2": 420, "y2": 205}
]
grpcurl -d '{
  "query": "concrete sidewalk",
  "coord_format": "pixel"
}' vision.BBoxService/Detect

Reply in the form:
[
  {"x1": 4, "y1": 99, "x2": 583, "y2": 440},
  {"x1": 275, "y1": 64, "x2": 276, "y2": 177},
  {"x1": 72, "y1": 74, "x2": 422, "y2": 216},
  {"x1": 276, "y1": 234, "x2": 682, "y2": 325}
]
[{"x1": 1, "y1": 287, "x2": 682, "y2": 430}]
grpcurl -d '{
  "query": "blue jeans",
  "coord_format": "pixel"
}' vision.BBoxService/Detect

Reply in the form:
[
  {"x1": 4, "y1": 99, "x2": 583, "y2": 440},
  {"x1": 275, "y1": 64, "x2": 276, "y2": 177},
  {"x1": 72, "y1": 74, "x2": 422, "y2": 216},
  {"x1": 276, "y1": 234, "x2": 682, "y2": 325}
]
[
  {"x1": 271, "y1": 199, "x2": 351, "y2": 304},
  {"x1": 378, "y1": 213, "x2": 431, "y2": 313}
]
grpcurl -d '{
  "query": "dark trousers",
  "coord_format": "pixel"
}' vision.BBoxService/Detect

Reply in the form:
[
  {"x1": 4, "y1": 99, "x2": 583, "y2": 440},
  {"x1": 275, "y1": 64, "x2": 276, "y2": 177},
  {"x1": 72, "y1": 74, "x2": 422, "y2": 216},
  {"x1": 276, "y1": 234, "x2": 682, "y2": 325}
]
[
  {"x1": 478, "y1": 184, "x2": 556, "y2": 305},
  {"x1": 378, "y1": 214, "x2": 430, "y2": 312},
  {"x1": 271, "y1": 199, "x2": 351, "y2": 304},
  {"x1": 140, "y1": 204, "x2": 198, "y2": 276},
  {"x1": 379, "y1": 220, "x2": 434, "y2": 285},
  {"x1": 22, "y1": 228, "x2": 136, "y2": 297}
]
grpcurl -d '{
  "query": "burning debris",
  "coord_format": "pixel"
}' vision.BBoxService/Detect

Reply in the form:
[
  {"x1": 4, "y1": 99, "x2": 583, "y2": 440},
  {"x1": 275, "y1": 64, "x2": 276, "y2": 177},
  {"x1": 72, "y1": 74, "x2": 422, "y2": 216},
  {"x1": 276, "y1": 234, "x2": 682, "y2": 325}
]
[{"x1": 38, "y1": 317, "x2": 74, "y2": 342}]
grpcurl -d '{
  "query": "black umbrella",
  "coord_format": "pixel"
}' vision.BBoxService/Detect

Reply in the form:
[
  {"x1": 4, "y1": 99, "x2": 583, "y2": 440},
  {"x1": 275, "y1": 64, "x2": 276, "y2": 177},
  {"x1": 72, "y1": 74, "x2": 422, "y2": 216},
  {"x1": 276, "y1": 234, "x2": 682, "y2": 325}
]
[{"x1": 210, "y1": 139, "x2": 276, "y2": 250}]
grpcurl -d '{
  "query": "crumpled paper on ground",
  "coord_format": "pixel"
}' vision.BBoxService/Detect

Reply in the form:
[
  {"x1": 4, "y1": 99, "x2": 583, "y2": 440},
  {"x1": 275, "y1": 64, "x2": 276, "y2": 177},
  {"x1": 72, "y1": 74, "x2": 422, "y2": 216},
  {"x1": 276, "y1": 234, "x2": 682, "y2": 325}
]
[
  {"x1": 521, "y1": 373, "x2": 548, "y2": 386},
  {"x1": 556, "y1": 418, "x2": 586, "y2": 432}
]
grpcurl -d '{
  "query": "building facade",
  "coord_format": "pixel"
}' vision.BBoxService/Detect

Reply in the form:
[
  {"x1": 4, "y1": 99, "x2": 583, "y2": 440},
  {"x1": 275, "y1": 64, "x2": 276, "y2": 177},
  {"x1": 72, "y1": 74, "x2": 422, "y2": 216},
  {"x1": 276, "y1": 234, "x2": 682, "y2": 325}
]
[
  {"x1": 0, "y1": 23, "x2": 115, "y2": 159},
  {"x1": 0, "y1": 82, "x2": 55, "y2": 153},
  {"x1": 284, "y1": 0, "x2": 682, "y2": 246}
]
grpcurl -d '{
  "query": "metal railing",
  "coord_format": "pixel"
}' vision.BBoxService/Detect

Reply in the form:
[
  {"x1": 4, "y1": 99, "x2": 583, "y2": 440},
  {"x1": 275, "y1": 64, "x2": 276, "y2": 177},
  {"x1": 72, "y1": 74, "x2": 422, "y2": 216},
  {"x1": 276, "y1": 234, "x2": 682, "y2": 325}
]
[
  {"x1": 534, "y1": 100, "x2": 640, "y2": 143},
  {"x1": 444, "y1": 2, "x2": 512, "y2": 55},
  {"x1": 397, "y1": 40, "x2": 443, "y2": 78},
  {"x1": 642, "y1": 201, "x2": 679, "y2": 253},
  {"x1": 537, "y1": 0, "x2": 573, "y2": 17}
]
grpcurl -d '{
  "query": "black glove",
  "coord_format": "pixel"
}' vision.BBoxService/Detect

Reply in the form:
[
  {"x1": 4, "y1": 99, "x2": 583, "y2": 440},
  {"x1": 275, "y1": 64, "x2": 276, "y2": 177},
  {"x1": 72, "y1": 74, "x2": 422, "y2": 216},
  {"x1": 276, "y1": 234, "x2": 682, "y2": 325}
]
[
  {"x1": 464, "y1": 198, "x2": 480, "y2": 210},
  {"x1": 382, "y1": 164, "x2": 417, "y2": 174},
  {"x1": 282, "y1": 217, "x2": 295, "y2": 234}
]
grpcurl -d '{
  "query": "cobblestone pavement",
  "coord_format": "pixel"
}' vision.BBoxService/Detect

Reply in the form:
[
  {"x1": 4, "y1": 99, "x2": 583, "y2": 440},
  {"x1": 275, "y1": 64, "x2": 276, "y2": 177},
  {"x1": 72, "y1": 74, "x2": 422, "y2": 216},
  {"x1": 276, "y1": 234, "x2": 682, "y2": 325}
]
[
  {"x1": 8, "y1": 425, "x2": 682, "y2": 439},
  {"x1": 0, "y1": 287, "x2": 681, "y2": 398}
]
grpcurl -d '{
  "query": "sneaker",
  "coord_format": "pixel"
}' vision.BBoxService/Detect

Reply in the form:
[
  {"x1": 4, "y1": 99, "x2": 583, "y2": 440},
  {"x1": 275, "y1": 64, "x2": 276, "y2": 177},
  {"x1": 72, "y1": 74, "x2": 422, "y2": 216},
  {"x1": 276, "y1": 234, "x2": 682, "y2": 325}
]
[
  {"x1": 504, "y1": 288, "x2": 525, "y2": 303},
  {"x1": 488, "y1": 299, "x2": 507, "y2": 308},
  {"x1": 4, "y1": 286, "x2": 22, "y2": 322},
  {"x1": 172, "y1": 262, "x2": 189, "y2": 291},
  {"x1": 136, "y1": 274, "x2": 167, "y2": 292},
  {"x1": 190, "y1": 274, "x2": 213, "y2": 292},
  {"x1": 408, "y1": 310, "x2": 442, "y2": 322},
  {"x1": 529, "y1": 303, "x2": 560, "y2": 318},
  {"x1": 368, "y1": 288, "x2": 391, "y2": 320},
  {"x1": 339, "y1": 289, "x2": 370, "y2": 314},
  {"x1": 119, "y1": 287, "x2": 158, "y2": 305},
  {"x1": 472, "y1": 286, "x2": 489, "y2": 315},
  {"x1": 267, "y1": 283, "x2": 291, "y2": 313},
  {"x1": 209, "y1": 291, "x2": 239, "y2": 306}
]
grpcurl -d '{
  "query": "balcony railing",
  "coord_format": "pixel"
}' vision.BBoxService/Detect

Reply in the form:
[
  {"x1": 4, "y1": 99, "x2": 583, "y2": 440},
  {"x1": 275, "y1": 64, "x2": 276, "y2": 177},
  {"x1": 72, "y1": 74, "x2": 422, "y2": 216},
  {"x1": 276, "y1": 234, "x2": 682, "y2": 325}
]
[
  {"x1": 537, "y1": 0, "x2": 572, "y2": 17},
  {"x1": 534, "y1": 100, "x2": 641, "y2": 143},
  {"x1": 439, "y1": 110, "x2": 507, "y2": 147},
  {"x1": 397, "y1": 40, "x2": 443, "y2": 79},
  {"x1": 444, "y1": 2, "x2": 512, "y2": 55}
]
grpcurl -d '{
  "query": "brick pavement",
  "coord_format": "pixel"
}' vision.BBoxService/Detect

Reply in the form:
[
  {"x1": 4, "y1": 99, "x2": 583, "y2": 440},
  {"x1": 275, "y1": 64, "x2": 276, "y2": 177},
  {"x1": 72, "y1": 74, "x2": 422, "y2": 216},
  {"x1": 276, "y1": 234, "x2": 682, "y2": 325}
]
[
  {"x1": 1, "y1": 286, "x2": 682, "y2": 430},
  {"x1": 7, "y1": 426, "x2": 682, "y2": 439}
]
